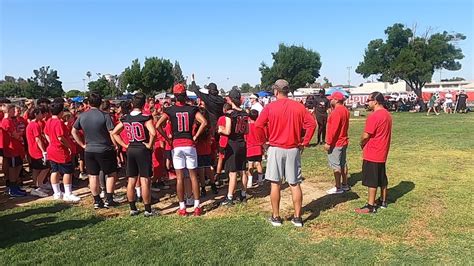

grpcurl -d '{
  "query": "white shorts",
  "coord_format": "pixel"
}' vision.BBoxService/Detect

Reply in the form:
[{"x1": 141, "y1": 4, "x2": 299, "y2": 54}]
[{"x1": 172, "y1": 146, "x2": 198, "y2": 170}]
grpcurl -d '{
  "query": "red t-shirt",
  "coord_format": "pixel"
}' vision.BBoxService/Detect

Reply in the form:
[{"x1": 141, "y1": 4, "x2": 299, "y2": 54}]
[
  {"x1": 0, "y1": 112, "x2": 4, "y2": 149},
  {"x1": 164, "y1": 122, "x2": 173, "y2": 151},
  {"x1": 254, "y1": 98, "x2": 316, "y2": 149},
  {"x1": 217, "y1": 115, "x2": 228, "y2": 148},
  {"x1": 26, "y1": 120, "x2": 47, "y2": 159},
  {"x1": 1, "y1": 117, "x2": 26, "y2": 157},
  {"x1": 325, "y1": 104, "x2": 350, "y2": 147},
  {"x1": 16, "y1": 117, "x2": 27, "y2": 137},
  {"x1": 363, "y1": 108, "x2": 392, "y2": 163},
  {"x1": 45, "y1": 117, "x2": 71, "y2": 163},
  {"x1": 246, "y1": 121, "x2": 262, "y2": 157}
]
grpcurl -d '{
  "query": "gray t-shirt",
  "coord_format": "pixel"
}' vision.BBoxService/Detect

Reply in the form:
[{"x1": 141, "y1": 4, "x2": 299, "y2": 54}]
[{"x1": 73, "y1": 108, "x2": 115, "y2": 153}]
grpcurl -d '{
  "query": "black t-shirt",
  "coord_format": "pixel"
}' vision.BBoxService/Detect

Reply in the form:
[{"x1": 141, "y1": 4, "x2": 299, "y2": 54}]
[
  {"x1": 165, "y1": 104, "x2": 198, "y2": 141},
  {"x1": 313, "y1": 95, "x2": 330, "y2": 116},
  {"x1": 226, "y1": 109, "x2": 249, "y2": 142},
  {"x1": 121, "y1": 112, "x2": 151, "y2": 149},
  {"x1": 458, "y1": 93, "x2": 468, "y2": 103}
]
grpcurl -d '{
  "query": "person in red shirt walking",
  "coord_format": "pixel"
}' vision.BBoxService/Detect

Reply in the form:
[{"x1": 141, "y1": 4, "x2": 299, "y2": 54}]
[
  {"x1": 246, "y1": 109, "x2": 264, "y2": 186},
  {"x1": 255, "y1": 79, "x2": 316, "y2": 227},
  {"x1": 356, "y1": 92, "x2": 392, "y2": 214},
  {"x1": 324, "y1": 91, "x2": 350, "y2": 194},
  {"x1": 45, "y1": 103, "x2": 81, "y2": 202}
]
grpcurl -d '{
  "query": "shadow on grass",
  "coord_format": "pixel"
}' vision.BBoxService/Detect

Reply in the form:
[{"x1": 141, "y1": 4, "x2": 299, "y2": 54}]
[
  {"x1": 0, "y1": 203, "x2": 103, "y2": 248},
  {"x1": 387, "y1": 181, "x2": 415, "y2": 204},
  {"x1": 302, "y1": 192, "x2": 360, "y2": 222},
  {"x1": 348, "y1": 172, "x2": 363, "y2": 187}
]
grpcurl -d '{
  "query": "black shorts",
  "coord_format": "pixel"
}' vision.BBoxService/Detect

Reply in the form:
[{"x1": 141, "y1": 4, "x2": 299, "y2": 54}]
[
  {"x1": 85, "y1": 150, "x2": 117, "y2": 176},
  {"x1": 198, "y1": 155, "x2": 212, "y2": 168},
  {"x1": 30, "y1": 158, "x2": 49, "y2": 170},
  {"x1": 247, "y1": 155, "x2": 262, "y2": 162},
  {"x1": 224, "y1": 141, "x2": 247, "y2": 172},
  {"x1": 362, "y1": 160, "x2": 388, "y2": 188},
  {"x1": 50, "y1": 161, "x2": 74, "y2": 174},
  {"x1": 5, "y1": 156, "x2": 23, "y2": 168},
  {"x1": 164, "y1": 150, "x2": 172, "y2": 160},
  {"x1": 0, "y1": 149, "x2": 3, "y2": 157},
  {"x1": 126, "y1": 148, "x2": 152, "y2": 178}
]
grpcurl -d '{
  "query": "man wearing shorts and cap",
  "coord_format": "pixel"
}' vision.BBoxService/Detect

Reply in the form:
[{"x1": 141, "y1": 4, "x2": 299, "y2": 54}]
[
  {"x1": 324, "y1": 91, "x2": 350, "y2": 194},
  {"x1": 255, "y1": 79, "x2": 316, "y2": 227},
  {"x1": 357, "y1": 91, "x2": 392, "y2": 214}
]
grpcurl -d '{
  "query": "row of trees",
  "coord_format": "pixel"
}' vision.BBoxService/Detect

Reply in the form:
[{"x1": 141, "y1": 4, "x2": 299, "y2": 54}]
[{"x1": 0, "y1": 66, "x2": 64, "y2": 98}]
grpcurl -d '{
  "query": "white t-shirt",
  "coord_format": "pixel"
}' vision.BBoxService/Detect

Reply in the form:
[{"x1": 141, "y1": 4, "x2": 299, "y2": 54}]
[
  {"x1": 445, "y1": 93, "x2": 453, "y2": 104},
  {"x1": 251, "y1": 102, "x2": 264, "y2": 114}
]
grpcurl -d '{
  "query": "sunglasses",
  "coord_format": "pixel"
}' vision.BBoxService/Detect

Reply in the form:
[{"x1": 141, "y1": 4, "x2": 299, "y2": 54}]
[{"x1": 366, "y1": 98, "x2": 375, "y2": 103}]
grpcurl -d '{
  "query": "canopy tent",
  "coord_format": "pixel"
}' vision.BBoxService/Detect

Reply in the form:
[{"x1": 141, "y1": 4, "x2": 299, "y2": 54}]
[
  {"x1": 71, "y1": 96, "x2": 84, "y2": 103},
  {"x1": 256, "y1": 91, "x2": 272, "y2": 97},
  {"x1": 325, "y1": 87, "x2": 350, "y2": 98}
]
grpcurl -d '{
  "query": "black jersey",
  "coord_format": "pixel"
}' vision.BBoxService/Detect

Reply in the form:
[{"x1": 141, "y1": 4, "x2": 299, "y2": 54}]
[
  {"x1": 121, "y1": 112, "x2": 151, "y2": 148},
  {"x1": 165, "y1": 104, "x2": 198, "y2": 141},
  {"x1": 226, "y1": 109, "x2": 249, "y2": 142},
  {"x1": 313, "y1": 95, "x2": 330, "y2": 116}
]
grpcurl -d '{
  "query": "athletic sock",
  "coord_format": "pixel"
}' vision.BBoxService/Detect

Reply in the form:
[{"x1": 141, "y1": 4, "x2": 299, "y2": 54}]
[
  {"x1": 129, "y1": 201, "x2": 137, "y2": 211},
  {"x1": 64, "y1": 184, "x2": 72, "y2": 195},
  {"x1": 135, "y1": 187, "x2": 141, "y2": 198},
  {"x1": 227, "y1": 194, "x2": 233, "y2": 200},
  {"x1": 194, "y1": 200, "x2": 200, "y2": 208},
  {"x1": 145, "y1": 204, "x2": 152, "y2": 213},
  {"x1": 241, "y1": 190, "x2": 246, "y2": 197},
  {"x1": 106, "y1": 193, "x2": 113, "y2": 202},
  {"x1": 179, "y1": 201, "x2": 185, "y2": 210},
  {"x1": 93, "y1": 195, "x2": 101, "y2": 204},
  {"x1": 51, "y1": 183, "x2": 61, "y2": 195}
]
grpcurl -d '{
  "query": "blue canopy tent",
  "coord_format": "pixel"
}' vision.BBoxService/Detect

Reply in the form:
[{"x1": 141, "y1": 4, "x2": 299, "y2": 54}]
[
  {"x1": 325, "y1": 87, "x2": 350, "y2": 98},
  {"x1": 256, "y1": 91, "x2": 273, "y2": 97},
  {"x1": 117, "y1": 93, "x2": 134, "y2": 100},
  {"x1": 71, "y1": 96, "x2": 84, "y2": 103}
]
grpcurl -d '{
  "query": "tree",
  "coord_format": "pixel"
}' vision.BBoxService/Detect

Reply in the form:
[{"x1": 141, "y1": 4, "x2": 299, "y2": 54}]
[
  {"x1": 65, "y1": 89, "x2": 84, "y2": 98},
  {"x1": 86, "y1": 71, "x2": 92, "y2": 82},
  {"x1": 322, "y1": 77, "x2": 332, "y2": 88},
  {"x1": 259, "y1": 44, "x2": 322, "y2": 92},
  {"x1": 141, "y1": 57, "x2": 174, "y2": 96},
  {"x1": 240, "y1": 83, "x2": 253, "y2": 93},
  {"x1": 356, "y1": 23, "x2": 465, "y2": 97},
  {"x1": 30, "y1": 66, "x2": 64, "y2": 98},
  {"x1": 121, "y1": 59, "x2": 143, "y2": 93},
  {"x1": 172, "y1": 61, "x2": 185, "y2": 84},
  {"x1": 88, "y1": 77, "x2": 114, "y2": 97}
]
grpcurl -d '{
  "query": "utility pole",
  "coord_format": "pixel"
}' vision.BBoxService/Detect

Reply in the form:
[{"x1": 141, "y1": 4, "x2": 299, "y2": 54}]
[{"x1": 347, "y1": 66, "x2": 352, "y2": 87}]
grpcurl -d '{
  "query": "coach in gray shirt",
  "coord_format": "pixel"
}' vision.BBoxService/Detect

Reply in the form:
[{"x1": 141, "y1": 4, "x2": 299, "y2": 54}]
[{"x1": 72, "y1": 93, "x2": 118, "y2": 209}]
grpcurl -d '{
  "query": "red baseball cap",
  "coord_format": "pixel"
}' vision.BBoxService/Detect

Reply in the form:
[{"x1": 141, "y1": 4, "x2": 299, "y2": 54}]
[
  {"x1": 328, "y1": 91, "x2": 346, "y2": 101},
  {"x1": 173, "y1": 83, "x2": 186, "y2": 94}
]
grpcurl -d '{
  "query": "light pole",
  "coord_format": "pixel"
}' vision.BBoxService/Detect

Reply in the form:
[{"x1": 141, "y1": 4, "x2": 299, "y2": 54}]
[{"x1": 347, "y1": 66, "x2": 352, "y2": 87}]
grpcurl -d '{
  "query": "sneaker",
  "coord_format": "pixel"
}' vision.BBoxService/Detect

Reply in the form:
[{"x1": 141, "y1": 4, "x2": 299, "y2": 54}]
[
  {"x1": 355, "y1": 204, "x2": 377, "y2": 214},
  {"x1": 79, "y1": 172, "x2": 88, "y2": 180},
  {"x1": 326, "y1": 187, "x2": 344, "y2": 195},
  {"x1": 39, "y1": 183, "x2": 53, "y2": 192},
  {"x1": 31, "y1": 188, "x2": 49, "y2": 198},
  {"x1": 113, "y1": 194, "x2": 126, "y2": 202},
  {"x1": 177, "y1": 208, "x2": 188, "y2": 217},
  {"x1": 94, "y1": 200, "x2": 105, "y2": 209},
  {"x1": 341, "y1": 184, "x2": 351, "y2": 192},
  {"x1": 185, "y1": 197, "x2": 194, "y2": 207},
  {"x1": 221, "y1": 197, "x2": 234, "y2": 206},
  {"x1": 9, "y1": 187, "x2": 27, "y2": 197},
  {"x1": 53, "y1": 192, "x2": 63, "y2": 200},
  {"x1": 130, "y1": 209, "x2": 140, "y2": 216},
  {"x1": 104, "y1": 200, "x2": 119, "y2": 208},
  {"x1": 193, "y1": 207, "x2": 202, "y2": 216},
  {"x1": 100, "y1": 190, "x2": 105, "y2": 199},
  {"x1": 268, "y1": 216, "x2": 283, "y2": 227},
  {"x1": 376, "y1": 198, "x2": 388, "y2": 209},
  {"x1": 291, "y1": 217, "x2": 303, "y2": 227},
  {"x1": 144, "y1": 210, "x2": 159, "y2": 217},
  {"x1": 211, "y1": 183, "x2": 218, "y2": 194},
  {"x1": 151, "y1": 182, "x2": 161, "y2": 192},
  {"x1": 158, "y1": 181, "x2": 170, "y2": 190},
  {"x1": 238, "y1": 191, "x2": 247, "y2": 203},
  {"x1": 63, "y1": 193, "x2": 81, "y2": 202},
  {"x1": 200, "y1": 187, "x2": 207, "y2": 197}
]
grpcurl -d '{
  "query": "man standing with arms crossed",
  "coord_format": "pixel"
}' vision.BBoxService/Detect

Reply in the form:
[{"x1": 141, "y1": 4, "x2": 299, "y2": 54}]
[
  {"x1": 313, "y1": 89, "x2": 330, "y2": 145},
  {"x1": 72, "y1": 93, "x2": 118, "y2": 209},
  {"x1": 357, "y1": 92, "x2": 392, "y2": 214},
  {"x1": 255, "y1": 79, "x2": 316, "y2": 227}
]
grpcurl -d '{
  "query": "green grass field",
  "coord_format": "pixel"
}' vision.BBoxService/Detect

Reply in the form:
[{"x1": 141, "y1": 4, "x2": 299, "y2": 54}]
[{"x1": 1, "y1": 112, "x2": 473, "y2": 264}]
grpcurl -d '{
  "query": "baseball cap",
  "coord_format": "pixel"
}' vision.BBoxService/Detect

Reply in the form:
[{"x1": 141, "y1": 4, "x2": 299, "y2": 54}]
[
  {"x1": 173, "y1": 83, "x2": 186, "y2": 94},
  {"x1": 272, "y1": 79, "x2": 289, "y2": 91},
  {"x1": 228, "y1": 88, "x2": 241, "y2": 100},
  {"x1": 249, "y1": 94, "x2": 258, "y2": 99},
  {"x1": 327, "y1": 91, "x2": 346, "y2": 101}
]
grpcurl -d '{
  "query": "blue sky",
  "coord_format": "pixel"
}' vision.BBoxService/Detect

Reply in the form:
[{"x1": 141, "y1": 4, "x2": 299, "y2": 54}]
[{"x1": 1, "y1": 0, "x2": 473, "y2": 91}]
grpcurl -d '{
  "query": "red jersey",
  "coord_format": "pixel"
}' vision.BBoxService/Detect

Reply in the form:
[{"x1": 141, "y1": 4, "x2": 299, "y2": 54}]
[
  {"x1": 1, "y1": 117, "x2": 26, "y2": 157},
  {"x1": 255, "y1": 98, "x2": 316, "y2": 149},
  {"x1": 363, "y1": 108, "x2": 392, "y2": 163},
  {"x1": 246, "y1": 121, "x2": 262, "y2": 157},
  {"x1": 217, "y1": 115, "x2": 228, "y2": 148},
  {"x1": 325, "y1": 104, "x2": 350, "y2": 147},
  {"x1": 0, "y1": 112, "x2": 4, "y2": 149},
  {"x1": 164, "y1": 120, "x2": 173, "y2": 151},
  {"x1": 164, "y1": 103, "x2": 198, "y2": 148},
  {"x1": 26, "y1": 120, "x2": 47, "y2": 159},
  {"x1": 45, "y1": 117, "x2": 71, "y2": 163}
]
